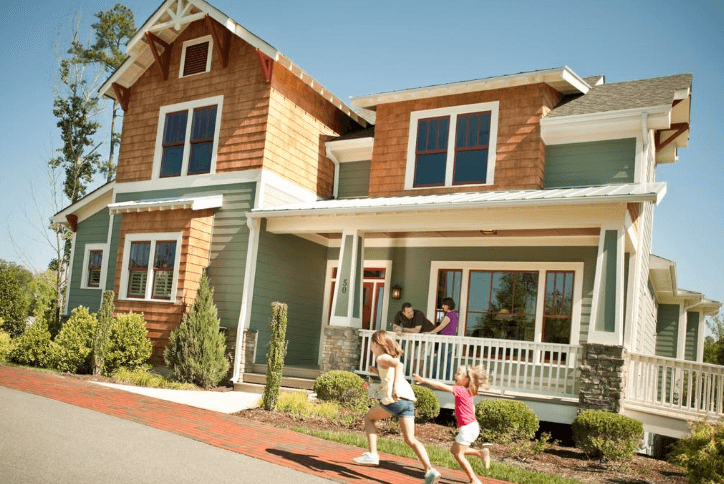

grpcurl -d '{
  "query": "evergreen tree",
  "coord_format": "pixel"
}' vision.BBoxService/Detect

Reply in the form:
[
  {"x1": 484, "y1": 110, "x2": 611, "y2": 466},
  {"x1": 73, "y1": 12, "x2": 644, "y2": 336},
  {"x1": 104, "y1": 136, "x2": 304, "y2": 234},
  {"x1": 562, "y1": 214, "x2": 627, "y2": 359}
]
[
  {"x1": 0, "y1": 261, "x2": 33, "y2": 338},
  {"x1": 93, "y1": 291, "x2": 115, "y2": 374},
  {"x1": 262, "y1": 302, "x2": 288, "y2": 411},
  {"x1": 164, "y1": 273, "x2": 229, "y2": 388}
]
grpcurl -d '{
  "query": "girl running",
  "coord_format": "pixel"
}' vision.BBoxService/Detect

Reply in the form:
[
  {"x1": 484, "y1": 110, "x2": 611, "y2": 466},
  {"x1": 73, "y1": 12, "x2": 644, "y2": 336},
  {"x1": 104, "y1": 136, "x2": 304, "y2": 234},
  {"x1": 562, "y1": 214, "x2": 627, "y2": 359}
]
[
  {"x1": 353, "y1": 330, "x2": 441, "y2": 484},
  {"x1": 414, "y1": 365, "x2": 490, "y2": 484}
]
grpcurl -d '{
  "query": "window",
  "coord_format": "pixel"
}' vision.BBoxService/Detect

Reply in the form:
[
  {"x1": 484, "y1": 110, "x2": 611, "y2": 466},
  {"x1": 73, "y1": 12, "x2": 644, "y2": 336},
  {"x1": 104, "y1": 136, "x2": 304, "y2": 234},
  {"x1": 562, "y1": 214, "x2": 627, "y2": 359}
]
[
  {"x1": 426, "y1": 262, "x2": 583, "y2": 345},
  {"x1": 406, "y1": 102, "x2": 499, "y2": 189},
  {"x1": 153, "y1": 96, "x2": 223, "y2": 179},
  {"x1": 179, "y1": 36, "x2": 213, "y2": 77},
  {"x1": 120, "y1": 233, "x2": 181, "y2": 302},
  {"x1": 80, "y1": 243, "x2": 107, "y2": 290}
]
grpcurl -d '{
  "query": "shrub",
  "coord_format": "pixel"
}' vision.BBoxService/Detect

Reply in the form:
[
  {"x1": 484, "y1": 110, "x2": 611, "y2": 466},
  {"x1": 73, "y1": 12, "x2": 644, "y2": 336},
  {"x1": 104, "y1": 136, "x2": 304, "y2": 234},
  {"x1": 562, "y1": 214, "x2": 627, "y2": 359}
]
[
  {"x1": 412, "y1": 384, "x2": 440, "y2": 422},
  {"x1": 164, "y1": 273, "x2": 229, "y2": 388},
  {"x1": 103, "y1": 312, "x2": 152, "y2": 374},
  {"x1": 0, "y1": 263, "x2": 32, "y2": 338},
  {"x1": 276, "y1": 392, "x2": 339, "y2": 419},
  {"x1": 111, "y1": 368, "x2": 195, "y2": 390},
  {"x1": 93, "y1": 291, "x2": 115, "y2": 375},
  {"x1": 476, "y1": 399, "x2": 539, "y2": 443},
  {"x1": 572, "y1": 410, "x2": 643, "y2": 461},
  {"x1": 0, "y1": 328, "x2": 12, "y2": 362},
  {"x1": 313, "y1": 370, "x2": 366, "y2": 405},
  {"x1": 668, "y1": 420, "x2": 724, "y2": 484},
  {"x1": 262, "y1": 302, "x2": 288, "y2": 410},
  {"x1": 51, "y1": 306, "x2": 97, "y2": 374},
  {"x1": 9, "y1": 319, "x2": 53, "y2": 367}
]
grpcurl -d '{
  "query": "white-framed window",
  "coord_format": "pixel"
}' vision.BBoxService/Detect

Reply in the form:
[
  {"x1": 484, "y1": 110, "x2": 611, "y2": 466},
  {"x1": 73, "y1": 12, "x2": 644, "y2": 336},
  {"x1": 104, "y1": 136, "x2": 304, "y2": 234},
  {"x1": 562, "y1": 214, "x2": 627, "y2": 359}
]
[
  {"x1": 80, "y1": 243, "x2": 108, "y2": 290},
  {"x1": 405, "y1": 101, "x2": 499, "y2": 189},
  {"x1": 179, "y1": 36, "x2": 213, "y2": 78},
  {"x1": 426, "y1": 261, "x2": 583, "y2": 345},
  {"x1": 152, "y1": 96, "x2": 224, "y2": 179},
  {"x1": 119, "y1": 232, "x2": 182, "y2": 302}
]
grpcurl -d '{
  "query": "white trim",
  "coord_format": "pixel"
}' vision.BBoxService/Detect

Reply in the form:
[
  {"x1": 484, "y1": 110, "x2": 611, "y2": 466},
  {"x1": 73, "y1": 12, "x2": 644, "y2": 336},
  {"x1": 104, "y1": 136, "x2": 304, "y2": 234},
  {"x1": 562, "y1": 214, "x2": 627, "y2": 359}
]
[
  {"x1": 329, "y1": 229, "x2": 364, "y2": 327},
  {"x1": 696, "y1": 311, "x2": 705, "y2": 362},
  {"x1": 232, "y1": 217, "x2": 261, "y2": 383},
  {"x1": 151, "y1": 95, "x2": 224, "y2": 180},
  {"x1": 261, "y1": 170, "x2": 320, "y2": 205},
  {"x1": 118, "y1": 232, "x2": 183, "y2": 303},
  {"x1": 329, "y1": 235, "x2": 601, "y2": 249},
  {"x1": 108, "y1": 194, "x2": 223, "y2": 214},
  {"x1": 52, "y1": 182, "x2": 115, "y2": 224},
  {"x1": 588, "y1": 225, "x2": 626, "y2": 345},
  {"x1": 427, "y1": 261, "x2": 584, "y2": 345},
  {"x1": 319, "y1": 259, "x2": 392, "y2": 365},
  {"x1": 676, "y1": 304, "x2": 687, "y2": 359},
  {"x1": 114, "y1": 169, "x2": 261, "y2": 194},
  {"x1": 178, "y1": 35, "x2": 213, "y2": 78},
  {"x1": 405, "y1": 101, "x2": 499, "y2": 190},
  {"x1": 63, "y1": 232, "x2": 76, "y2": 315},
  {"x1": 80, "y1": 243, "x2": 109, "y2": 291}
]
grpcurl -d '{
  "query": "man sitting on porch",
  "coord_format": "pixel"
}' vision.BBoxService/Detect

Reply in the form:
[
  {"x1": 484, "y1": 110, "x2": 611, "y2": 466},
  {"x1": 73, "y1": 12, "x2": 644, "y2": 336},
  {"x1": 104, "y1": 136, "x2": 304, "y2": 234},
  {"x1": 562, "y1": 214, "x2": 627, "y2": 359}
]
[{"x1": 393, "y1": 303, "x2": 435, "y2": 374}]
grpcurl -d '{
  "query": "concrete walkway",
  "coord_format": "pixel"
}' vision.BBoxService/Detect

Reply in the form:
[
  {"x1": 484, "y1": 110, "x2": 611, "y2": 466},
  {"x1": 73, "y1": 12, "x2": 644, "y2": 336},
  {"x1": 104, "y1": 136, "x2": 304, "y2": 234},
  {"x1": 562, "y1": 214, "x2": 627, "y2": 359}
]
[{"x1": 0, "y1": 365, "x2": 510, "y2": 484}]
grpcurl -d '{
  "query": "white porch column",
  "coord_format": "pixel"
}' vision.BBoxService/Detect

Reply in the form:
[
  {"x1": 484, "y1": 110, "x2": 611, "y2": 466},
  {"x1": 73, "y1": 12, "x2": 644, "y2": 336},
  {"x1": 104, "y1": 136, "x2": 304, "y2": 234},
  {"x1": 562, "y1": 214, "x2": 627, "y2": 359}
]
[
  {"x1": 676, "y1": 304, "x2": 687, "y2": 360},
  {"x1": 329, "y1": 228, "x2": 364, "y2": 327},
  {"x1": 588, "y1": 225, "x2": 626, "y2": 345},
  {"x1": 696, "y1": 310, "x2": 706, "y2": 362}
]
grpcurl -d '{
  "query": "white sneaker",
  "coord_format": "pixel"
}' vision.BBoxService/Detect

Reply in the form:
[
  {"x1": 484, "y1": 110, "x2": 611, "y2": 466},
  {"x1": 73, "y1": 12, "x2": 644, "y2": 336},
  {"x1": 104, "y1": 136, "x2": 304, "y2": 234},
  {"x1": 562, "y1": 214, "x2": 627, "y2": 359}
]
[
  {"x1": 352, "y1": 452, "x2": 379, "y2": 466},
  {"x1": 424, "y1": 468, "x2": 441, "y2": 484}
]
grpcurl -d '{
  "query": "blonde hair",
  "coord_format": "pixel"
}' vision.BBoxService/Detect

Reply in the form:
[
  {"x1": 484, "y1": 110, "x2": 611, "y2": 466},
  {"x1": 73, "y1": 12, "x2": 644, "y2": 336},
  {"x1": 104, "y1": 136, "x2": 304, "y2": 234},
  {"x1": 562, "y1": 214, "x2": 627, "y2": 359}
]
[
  {"x1": 371, "y1": 330, "x2": 403, "y2": 357},
  {"x1": 461, "y1": 364, "x2": 488, "y2": 395}
]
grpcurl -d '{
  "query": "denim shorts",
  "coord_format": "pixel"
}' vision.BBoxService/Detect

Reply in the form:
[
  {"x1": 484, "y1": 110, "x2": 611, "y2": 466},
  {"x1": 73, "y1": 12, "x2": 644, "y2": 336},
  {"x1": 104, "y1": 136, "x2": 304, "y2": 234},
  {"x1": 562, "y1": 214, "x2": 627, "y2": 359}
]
[{"x1": 380, "y1": 399, "x2": 415, "y2": 418}]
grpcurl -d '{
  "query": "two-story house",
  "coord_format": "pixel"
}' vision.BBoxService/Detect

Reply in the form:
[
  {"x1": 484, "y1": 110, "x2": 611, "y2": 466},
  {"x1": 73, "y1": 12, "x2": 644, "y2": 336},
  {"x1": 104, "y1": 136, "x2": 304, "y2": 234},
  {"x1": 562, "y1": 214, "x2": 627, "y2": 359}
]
[{"x1": 54, "y1": 0, "x2": 721, "y2": 443}]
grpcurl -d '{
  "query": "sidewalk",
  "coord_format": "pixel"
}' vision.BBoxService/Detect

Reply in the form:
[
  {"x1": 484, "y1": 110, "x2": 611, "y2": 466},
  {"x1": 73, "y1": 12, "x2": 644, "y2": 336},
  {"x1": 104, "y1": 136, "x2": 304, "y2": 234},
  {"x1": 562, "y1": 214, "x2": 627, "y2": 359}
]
[{"x1": 0, "y1": 365, "x2": 510, "y2": 484}]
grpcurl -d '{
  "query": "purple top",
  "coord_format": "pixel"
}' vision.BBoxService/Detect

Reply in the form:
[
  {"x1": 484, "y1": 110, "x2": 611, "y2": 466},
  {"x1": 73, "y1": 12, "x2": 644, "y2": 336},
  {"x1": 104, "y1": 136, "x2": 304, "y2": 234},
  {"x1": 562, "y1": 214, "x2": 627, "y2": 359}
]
[{"x1": 440, "y1": 310, "x2": 459, "y2": 335}]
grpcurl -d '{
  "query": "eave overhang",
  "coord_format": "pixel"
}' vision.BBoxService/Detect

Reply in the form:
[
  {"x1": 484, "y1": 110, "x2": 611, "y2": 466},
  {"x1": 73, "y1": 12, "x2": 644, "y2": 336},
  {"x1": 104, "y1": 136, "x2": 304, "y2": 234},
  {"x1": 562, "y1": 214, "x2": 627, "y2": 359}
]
[
  {"x1": 350, "y1": 66, "x2": 590, "y2": 110},
  {"x1": 108, "y1": 194, "x2": 223, "y2": 214},
  {"x1": 51, "y1": 182, "x2": 116, "y2": 227}
]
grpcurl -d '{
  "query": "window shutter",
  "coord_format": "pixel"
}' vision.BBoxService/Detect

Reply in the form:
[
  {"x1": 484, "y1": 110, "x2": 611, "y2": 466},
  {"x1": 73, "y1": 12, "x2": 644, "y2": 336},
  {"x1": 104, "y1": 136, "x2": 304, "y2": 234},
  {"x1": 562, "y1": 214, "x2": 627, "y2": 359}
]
[{"x1": 183, "y1": 42, "x2": 209, "y2": 76}]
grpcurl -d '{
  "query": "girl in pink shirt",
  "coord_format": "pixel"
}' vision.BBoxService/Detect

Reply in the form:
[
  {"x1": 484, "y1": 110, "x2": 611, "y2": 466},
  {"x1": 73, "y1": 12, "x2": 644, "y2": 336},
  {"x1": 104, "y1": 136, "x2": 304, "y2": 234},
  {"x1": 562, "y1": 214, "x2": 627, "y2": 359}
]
[{"x1": 414, "y1": 365, "x2": 490, "y2": 484}]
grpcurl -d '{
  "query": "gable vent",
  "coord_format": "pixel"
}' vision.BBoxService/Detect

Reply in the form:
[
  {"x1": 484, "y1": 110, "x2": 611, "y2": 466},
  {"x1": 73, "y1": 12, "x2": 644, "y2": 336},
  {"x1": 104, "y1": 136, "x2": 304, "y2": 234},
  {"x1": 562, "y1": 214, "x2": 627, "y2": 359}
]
[{"x1": 182, "y1": 42, "x2": 209, "y2": 77}]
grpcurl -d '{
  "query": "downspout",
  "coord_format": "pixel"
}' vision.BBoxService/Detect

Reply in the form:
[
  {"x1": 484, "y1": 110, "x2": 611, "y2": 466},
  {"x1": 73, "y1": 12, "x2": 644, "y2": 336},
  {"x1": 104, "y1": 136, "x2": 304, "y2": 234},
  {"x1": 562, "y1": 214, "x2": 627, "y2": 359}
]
[
  {"x1": 232, "y1": 215, "x2": 261, "y2": 383},
  {"x1": 325, "y1": 145, "x2": 340, "y2": 199}
]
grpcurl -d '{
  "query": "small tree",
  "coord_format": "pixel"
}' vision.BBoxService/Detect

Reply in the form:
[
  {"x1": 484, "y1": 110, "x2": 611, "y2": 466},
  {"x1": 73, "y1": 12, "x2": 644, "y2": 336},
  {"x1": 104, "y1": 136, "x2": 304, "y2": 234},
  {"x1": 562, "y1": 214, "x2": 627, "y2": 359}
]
[
  {"x1": 262, "y1": 302, "x2": 288, "y2": 411},
  {"x1": 164, "y1": 273, "x2": 229, "y2": 388},
  {"x1": 93, "y1": 291, "x2": 115, "y2": 374},
  {"x1": 0, "y1": 261, "x2": 33, "y2": 337}
]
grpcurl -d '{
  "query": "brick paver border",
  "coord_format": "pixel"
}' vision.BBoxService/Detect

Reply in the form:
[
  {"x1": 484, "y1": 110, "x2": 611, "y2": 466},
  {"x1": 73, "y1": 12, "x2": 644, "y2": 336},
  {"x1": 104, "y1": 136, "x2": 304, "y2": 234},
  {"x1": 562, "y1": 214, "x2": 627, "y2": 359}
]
[{"x1": 0, "y1": 365, "x2": 509, "y2": 484}]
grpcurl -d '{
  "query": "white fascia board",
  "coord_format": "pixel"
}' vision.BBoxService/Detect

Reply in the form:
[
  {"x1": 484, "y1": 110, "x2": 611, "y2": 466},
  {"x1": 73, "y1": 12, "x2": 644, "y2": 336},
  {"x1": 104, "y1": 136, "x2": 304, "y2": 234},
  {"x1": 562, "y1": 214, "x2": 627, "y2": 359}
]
[
  {"x1": 52, "y1": 182, "x2": 116, "y2": 225},
  {"x1": 351, "y1": 66, "x2": 588, "y2": 109},
  {"x1": 99, "y1": 55, "x2": 137, "y2": 98},
  {"x1": 108, "y1": 194, "x2": 223, "y2": 214},
  {"x1": 326, "y1": 137, "x2": 374, "y2": 163},
  {"x1": 541, "y1": 105, "x2": 672, "y2": 145}
]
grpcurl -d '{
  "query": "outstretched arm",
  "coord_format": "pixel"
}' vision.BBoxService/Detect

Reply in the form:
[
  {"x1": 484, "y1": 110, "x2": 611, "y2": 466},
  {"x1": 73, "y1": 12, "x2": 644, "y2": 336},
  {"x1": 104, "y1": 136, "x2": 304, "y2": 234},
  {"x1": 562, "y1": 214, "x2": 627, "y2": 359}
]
[{"x1": 413, "y1": 374, "x2": 454, "y2": 393}]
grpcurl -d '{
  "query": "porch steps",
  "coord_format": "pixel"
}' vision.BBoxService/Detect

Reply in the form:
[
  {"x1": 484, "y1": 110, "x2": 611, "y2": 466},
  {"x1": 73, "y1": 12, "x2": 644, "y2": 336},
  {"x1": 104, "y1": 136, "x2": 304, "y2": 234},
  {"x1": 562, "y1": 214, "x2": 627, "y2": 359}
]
[{"x1": 234, "y1": 364, "x2": 320, "y2": 394}]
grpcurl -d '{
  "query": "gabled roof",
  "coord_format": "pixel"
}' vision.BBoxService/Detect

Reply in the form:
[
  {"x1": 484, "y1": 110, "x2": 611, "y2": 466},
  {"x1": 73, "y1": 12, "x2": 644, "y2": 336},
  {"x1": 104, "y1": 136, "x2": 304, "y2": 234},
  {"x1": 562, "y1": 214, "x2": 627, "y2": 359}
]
[
  {"x1": 249, "y1": 182, "x2": 667, "y2": 218},
  {"x1": 548, "y1": 74, "x2": 692, "y2": 118},
  {"x1": 99, "y1": 0, "x2": 367, "y2": 127},
  {"x1": 350, "y1": 66, "x2": 590, "y2": 110}
]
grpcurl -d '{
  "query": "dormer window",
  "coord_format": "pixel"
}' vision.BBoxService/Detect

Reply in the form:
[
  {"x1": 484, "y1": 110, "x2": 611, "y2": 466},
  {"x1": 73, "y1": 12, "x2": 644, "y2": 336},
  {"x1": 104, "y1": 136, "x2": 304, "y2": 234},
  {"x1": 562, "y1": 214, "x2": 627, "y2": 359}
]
[
  {"x1": 152, "y1": 96, "x2": 224, "y2": 179},
  {"x1": 405, "y1": 101, "x2": 499, "y2": 189},
  {"x1": 179, "y1": 36, "x2": 213, "y2": 78}
]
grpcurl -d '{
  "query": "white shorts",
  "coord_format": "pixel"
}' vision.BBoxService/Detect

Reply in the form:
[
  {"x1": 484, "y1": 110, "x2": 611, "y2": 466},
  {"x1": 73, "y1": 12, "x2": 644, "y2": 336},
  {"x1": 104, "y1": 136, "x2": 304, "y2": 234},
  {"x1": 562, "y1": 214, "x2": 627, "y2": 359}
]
[{"x1": 455, "y1": 421, "x2": 480, "y2": 446}]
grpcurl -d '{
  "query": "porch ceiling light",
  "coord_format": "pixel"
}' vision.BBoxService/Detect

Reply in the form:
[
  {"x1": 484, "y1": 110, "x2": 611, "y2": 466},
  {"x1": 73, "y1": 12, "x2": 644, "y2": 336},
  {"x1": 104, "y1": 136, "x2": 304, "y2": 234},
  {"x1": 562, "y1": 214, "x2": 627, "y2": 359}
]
[{"x1": 481, "y1": 230, "x2": 497, "y2": 235}]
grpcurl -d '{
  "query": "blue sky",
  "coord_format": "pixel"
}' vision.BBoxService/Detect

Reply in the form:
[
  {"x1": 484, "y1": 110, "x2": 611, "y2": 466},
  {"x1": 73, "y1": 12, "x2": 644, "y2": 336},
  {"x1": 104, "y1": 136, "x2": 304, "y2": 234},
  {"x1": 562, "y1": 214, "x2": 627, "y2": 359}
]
[{"x1": 1, "y1": 0, "x2": 722, "y2": 313}]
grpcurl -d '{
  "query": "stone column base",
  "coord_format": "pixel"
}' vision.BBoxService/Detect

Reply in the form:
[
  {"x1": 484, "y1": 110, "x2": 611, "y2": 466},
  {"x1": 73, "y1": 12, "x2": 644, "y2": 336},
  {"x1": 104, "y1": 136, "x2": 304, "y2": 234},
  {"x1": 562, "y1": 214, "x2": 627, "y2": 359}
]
[
  {"x1": 578, "y1": 343, "x2": 627, "y2": 413},
  {"x1": 320, "y1": 326, "x2": 360, "y2": 372}
]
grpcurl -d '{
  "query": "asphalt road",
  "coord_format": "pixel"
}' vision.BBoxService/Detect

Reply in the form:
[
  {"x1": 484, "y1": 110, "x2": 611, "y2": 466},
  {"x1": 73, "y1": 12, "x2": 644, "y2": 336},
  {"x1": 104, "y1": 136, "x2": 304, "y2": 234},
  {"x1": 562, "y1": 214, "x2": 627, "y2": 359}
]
[{"x1": 0, "y1": 386, "x2": 336, "y2": 484}]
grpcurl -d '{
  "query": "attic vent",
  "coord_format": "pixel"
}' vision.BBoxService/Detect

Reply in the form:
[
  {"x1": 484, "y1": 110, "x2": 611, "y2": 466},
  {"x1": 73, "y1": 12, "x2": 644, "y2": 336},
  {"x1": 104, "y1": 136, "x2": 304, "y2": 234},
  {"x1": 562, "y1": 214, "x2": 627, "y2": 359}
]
[{"x1": 181, "y1": 40, "x2": 210, "y2": 77}]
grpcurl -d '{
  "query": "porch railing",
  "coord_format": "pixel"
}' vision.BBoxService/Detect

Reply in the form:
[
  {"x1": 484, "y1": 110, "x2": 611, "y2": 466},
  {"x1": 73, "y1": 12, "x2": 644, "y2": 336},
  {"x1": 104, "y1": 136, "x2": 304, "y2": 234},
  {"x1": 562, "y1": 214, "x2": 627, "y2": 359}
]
[
  {"x1": 626, "y1": 352, "x2": 724, "y2": 419},
  {"x1": 357, "y1": 330, "x2": 580, "y2": 399}
]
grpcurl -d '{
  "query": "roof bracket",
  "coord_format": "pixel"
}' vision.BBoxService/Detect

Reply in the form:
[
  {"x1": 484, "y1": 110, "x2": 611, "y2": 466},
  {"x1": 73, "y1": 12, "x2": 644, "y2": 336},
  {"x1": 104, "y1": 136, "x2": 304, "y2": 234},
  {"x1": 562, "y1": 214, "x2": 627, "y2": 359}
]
[
  {"x1": 145, "y1": 31, "x2": 172, "y2": 80},
  {"x1": 655, "y1": 122, "x2": 689, "y2": 153},
  {"x1": 111, "y1": 83, "x2": 131, "y2": 111},
  {"x1": 204, "y1": 15, "x2": 231, "y2": 68},
  {"x1": 256, "y1": 50, "x2": 273, "y2": 83},
  {"x1": 66, "y1": 214, "x2": 78, "y2": 233}
]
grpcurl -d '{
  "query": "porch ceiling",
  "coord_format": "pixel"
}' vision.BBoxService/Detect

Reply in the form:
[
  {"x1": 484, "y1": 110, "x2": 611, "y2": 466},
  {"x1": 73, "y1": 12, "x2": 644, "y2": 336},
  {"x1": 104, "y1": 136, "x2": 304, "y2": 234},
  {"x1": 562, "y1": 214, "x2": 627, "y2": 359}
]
[{"x1": 317, "y1": 228, "x2": 600, "y2": 239}]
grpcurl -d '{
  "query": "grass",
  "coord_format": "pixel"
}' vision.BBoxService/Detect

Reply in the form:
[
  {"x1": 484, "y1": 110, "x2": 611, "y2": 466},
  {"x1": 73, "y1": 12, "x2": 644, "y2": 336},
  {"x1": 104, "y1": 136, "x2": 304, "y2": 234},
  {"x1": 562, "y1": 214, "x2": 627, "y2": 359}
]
[
  {"x1": 293, "y1": 427, "x2": 584, "y2": 484},
  {"x1": 110, "y1": 368, "x2": 197, "y2": 390}
]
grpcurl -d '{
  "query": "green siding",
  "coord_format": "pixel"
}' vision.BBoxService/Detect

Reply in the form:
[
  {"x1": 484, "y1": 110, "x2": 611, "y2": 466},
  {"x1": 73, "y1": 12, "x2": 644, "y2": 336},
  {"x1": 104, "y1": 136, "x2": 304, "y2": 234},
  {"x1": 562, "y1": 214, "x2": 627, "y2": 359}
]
[
  {"x1": 251, "y1": 221, "x2": 327, "y2": 366},
  {"x1": 685, "y1": 311, "x2": 700, "y2": 361},
  {"x1": 68, "y1": 209, "x2": 111, "y2": 314},
  {"x1": 337, "y1": 161, "x2": 370, "y2": 198},
  {"x1": 656, "y1": 304, "x2": 680, "y2": 358},
  {"x1": 328, "y1": 245, "x2": 596, "y2": 344},
  {"x1": 115, "y1": 183, "x2": 255, "y2": 331},
  {"x1": 595, "y1": 230, "x2": 618, "y2": 332},
  {"x1": 544, "y1": 138, "x2": 636, "y2": 188}
]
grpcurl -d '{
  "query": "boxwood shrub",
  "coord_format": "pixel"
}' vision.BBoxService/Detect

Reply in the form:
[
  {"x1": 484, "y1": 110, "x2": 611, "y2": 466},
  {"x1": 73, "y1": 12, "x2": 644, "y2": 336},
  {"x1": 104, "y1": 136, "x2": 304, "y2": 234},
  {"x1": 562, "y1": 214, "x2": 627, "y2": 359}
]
[
  {"x1": 572, "y1": 409, "x2": 643, "y2": 461},
  {"x1": 476, "y1": 399, "x2": 539, "y2": 443},
  {"x1": 669, "y1": 420, "x2": 724, "y2": 484},
  {"x1": 51, "y1": 306, "x2": 97, "y2": 374},
  {"x1": 313, "y1": 370, "x2": 366, "y2": 405},
  {"x1": 9, "y1": 319, "x2": 53, "y2": 368},
  {"x1": 103, "y1": 313, "x2": 152, "y2": 374},
  {"x1": 411, "y1": 384, "x2": 440, "y2": 422},
  {"x1": 0, "y1": 328, "x2": 12, "y2": 362}
]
